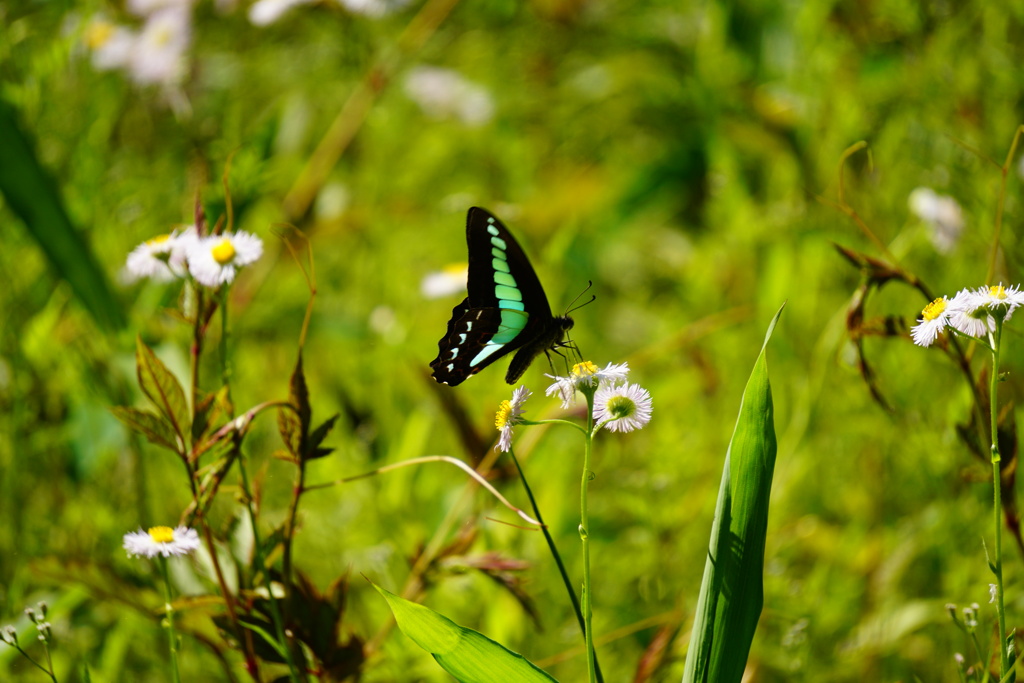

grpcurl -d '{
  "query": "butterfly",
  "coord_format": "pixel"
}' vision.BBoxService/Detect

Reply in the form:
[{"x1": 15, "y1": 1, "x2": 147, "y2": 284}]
[{"x1": 430, "y1": 207, "x2": 576, "y2": 386}]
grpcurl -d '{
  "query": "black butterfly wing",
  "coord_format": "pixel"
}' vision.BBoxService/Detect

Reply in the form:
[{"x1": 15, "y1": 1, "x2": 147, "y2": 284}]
[{"x1": 430, "y1": 208, "x2": 557, "y2": 386}]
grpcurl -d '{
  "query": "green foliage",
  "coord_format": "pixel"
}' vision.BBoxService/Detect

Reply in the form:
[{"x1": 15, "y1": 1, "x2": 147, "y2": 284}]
[
  {"x1": 4, "y1": 0, "x2": 1024, "y2": 681},
  {"x1": 0, "y1": 98, "x2": 125, "y2": 332},
  {"x1": 684, "y1": 305, "x2": 781, "y2": 683},
  {"x1": 375, "y1": 582, "x2": 558, "y2": 683}
]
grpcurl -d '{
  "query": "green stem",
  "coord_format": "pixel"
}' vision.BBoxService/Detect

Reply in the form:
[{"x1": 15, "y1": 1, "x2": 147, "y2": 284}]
[
  {"x1": 508, "y1": 450, "x2": 604, "y2": 683},
  {"x1": 159, "y1": 556, "x2": 182, "y2": 683},
  {"x1": 236, "y1": 446, "x2": 304, "y2": 683},
  {"x1": 989, "y1": 319, "x2": 1008, "y2": 679},
  {"x1": 579, "y1": 388, "x2": 597, "y2": 683},
  {"x1": 219, "y1": 290, "x2": 232, "y2": 398},
  {"x1": 9, "y1": 643, "x2": 57, "y2": 681}
]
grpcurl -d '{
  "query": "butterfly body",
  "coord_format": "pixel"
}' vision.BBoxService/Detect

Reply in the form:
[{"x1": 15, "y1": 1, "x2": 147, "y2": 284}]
[{"x1": 430, "y1": 208, "x2": 574, "y2": 386}]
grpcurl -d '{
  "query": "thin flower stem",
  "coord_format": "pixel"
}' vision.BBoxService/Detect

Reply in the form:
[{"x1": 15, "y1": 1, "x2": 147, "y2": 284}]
[
  {"x1": 159, "y1": 556, "x2": 182, "y2": 683},
  {"x1": 9, "y1": 644, "x2": 56, "y2": 681},
  {"x1": 219, "y1": 290, "x2": 232, "y2": 397},
  {"x1": 41, "y1": 640, "x2": 55, "y2": 682},
  {"x1": 580, "y1": 388, "x2": 597, "y2": 683},
  {"x1": 508, "y1": 450, "x2": 604, "y2": 683},
  {"x1": 524, "y1": 418, "x2": 589, "y2": 436},
  {"x1": 236, "y1": 445, "x2": 304, "y2": 683},
  {"x1": 305, "y1": 456, "x2": 542, "y2": 527},
  {"x1": 988, "y1": 318, "x2": 1009, "y2": 679}
]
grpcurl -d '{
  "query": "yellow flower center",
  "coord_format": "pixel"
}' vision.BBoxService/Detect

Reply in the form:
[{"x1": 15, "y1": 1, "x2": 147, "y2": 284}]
[
  {"x1": 495, "y1": 400, "x2": 512, "y2": 430},
  {"x1": 606, "y1": 396, "x2": 636, "y2": 419},
  {"x1": 148, "y1": 526, "x2": 175, "y2": 544},
  {"x1": 921, "y1": 298, "x2": 947, "y2": 321},
  {"x1": 989, "y1": 285, "x2": 1007, "y2": 300},
  {"x1": 85, "y1": 20, "x2": 115, "y2": 49},
  {"x1": 572, "y1": 361, "x2": 598, "y2": 378},
  {"x1": 443, "y1": 263, "x2": 468, "y2": 276},
  {"x1": 146, "y1": 234, "x2": 171, "y2": 246},
  {"x1": 211, "y1": 239, "x2": 236, "y2": 265}
]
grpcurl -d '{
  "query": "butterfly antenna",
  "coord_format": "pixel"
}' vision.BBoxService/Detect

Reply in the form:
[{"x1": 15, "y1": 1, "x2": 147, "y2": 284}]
[{"x1": 564, "y1": 280, "x2": 596, "y2": 316}]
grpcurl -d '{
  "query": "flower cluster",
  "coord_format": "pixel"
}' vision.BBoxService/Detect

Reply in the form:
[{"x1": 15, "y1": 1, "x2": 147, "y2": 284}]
[
  {"x1": 126, "y1": 227, "x2": 263, "y2": 288},
  {"x1": 494, "y1": 361, "x2": 652, "y2": 452},
  {"x1": 85, "y1": 0, "x2": 194, "y2": 89},
  {"x1": 911, "y1": 284, "x2": 1024, "y2": 347}
]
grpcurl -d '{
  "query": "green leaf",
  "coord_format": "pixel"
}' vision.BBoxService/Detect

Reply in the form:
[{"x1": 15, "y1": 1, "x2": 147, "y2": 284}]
[
  {"x1": 110, "y1": 406, "x2": 181, "y2": 454},
  {"x1": 0, "y1": 98, "x2": 125, "y2": 331},
  {"x1": 193, "y1": 386, "x2": 233, "y2": 443},
  {"x1": 278, "y1": 355, "x2": 310, "y2": 457},
  {"x1": 373, "y1": 583, "x2": 558, "y2": 683},
  {"x1": 135, "y1": 337, "x2": 191, "y2": 448},
  {"x1": 305, "y1": 414, "x2": 339, "y2": 461},
  {"x1": 683, "y1": 304, "x2": 783, "y2": 683}
]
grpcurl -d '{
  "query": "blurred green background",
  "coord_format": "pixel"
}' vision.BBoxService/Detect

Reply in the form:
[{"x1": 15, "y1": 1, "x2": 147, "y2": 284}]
[{"x1": 4, "y1": 0, "x2": 1024, "y2": 680}]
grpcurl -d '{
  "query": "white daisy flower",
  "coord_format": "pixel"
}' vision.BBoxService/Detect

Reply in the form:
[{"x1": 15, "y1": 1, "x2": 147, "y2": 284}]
[
  {"x1": 337, "y1": 0, "x2": 408, "y2": 19},
  {"x1": 127, "y1": 0, "x2": 194, "y2": 17},
  {"x1": 127, "y1": 7, "x2": 191, "y2": 86},
  {"x1": 495, "y1": 386, "x2": 531, "y2": 452},
  {"x1": 123, "y1": 525, "x2": 200, "y2": 558},
  {"x1": 947, "y1": 287, "x2": 996, "y2": 338},
  {"x1": 544, "y1": 361, "x2": 630, "y2": 408},
  {"x1": 125, "y1": 231, "x2": 188, "y2": 282},
  {"x1": 593, "y1": 382, "x2": 652, "y2": 433},
  {"x1": 421, "y1": 263, "x2": 468, "y2": 299},
  {"x1": 187, "y1": 231, "x2": 264, "y2": 287},
  {"x1": 248, "y1": 0, "x2": 315, "y2": 25},
  {"x1": 910, "y1": 296, "x2": 951, "y2": 347},
  {"x1": 964, "y1": 283, "x2": 1024, "y2": 321}
]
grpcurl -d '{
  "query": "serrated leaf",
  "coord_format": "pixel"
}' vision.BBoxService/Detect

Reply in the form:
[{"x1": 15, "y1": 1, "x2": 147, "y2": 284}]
[
  {"x1": 308, "y1": 447, "x2": 334, "y2": 461},
  {"x1": 374, "y1": 583, "x2": 558, "y2": 683},
  {"x1": 277, "y1": 405, "x2": 302, "y2": 456},
  {"x1": 135, "y1": 337, "x2": 190, "y2": 447},
  {"x1": 683, "y1": 304, "x2": 783, "y2": 683},
  {"x1": 304, "y1": 414, "x2": 339, "y2": 461},
  {"x1": 110, "y1": 406, "x2": 181, "y2": 454}
]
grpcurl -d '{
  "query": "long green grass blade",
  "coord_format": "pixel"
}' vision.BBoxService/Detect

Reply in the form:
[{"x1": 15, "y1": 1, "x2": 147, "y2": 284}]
[
  {"x1": 0, "y1": 98, "x2": 125, "y2": 331},
  {"x1": 374, "y1": 583, "x2": 559, "y2": 683},
  {"x1": 682, "y1": 304, "x2": 783, "y2": 683}
]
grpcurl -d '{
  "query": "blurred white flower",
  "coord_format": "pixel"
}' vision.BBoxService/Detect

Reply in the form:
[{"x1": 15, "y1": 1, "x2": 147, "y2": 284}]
[
  {"x1": 908, "y1": 187, "x2": 964, "y2": 254},
  {"x1": 404, "y1": 66, "x2": 495, "y2": 127},
  {"x1": 85, "y1": 19, "x2": 137, "y2": 71},
  {"x1": 187, "y1": 231, "x2": 264, "y2": 287},
  {"x1": 127, "y1": 7, "x2": 191, "y2": 86},
  {"x1": 126, "y1": 229, "x2": 192, "y2": 282},
  {"x1": 337, "y1": 0, "x2": 407, "y2": 17},
  {"x1": 124, "y1": 526, "x2": 200, "y2": 558},
  {"x1": 421, "y1": 264, "x2": 467, "y2": 299},
  {"x1": 127, "y1": 0, "x2": 194, "y2": 17},
  {"x1": 248, "y1": 0, "x2": 315, "y2": 26}
]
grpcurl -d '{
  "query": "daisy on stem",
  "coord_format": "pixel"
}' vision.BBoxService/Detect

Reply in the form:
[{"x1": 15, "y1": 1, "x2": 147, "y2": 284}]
[
  {"x1": 124, "y1": 526, "x2": 200, "y2": 683},
  {"x1": 187, "y1": 231, "x2": 264, "y2": 288},
  {"x1": 911, "y1": 283, "x2": 1024, "y2": 679},
  {"x1": 542, "y1": 360, "x2": 652, "y2": 683}
]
